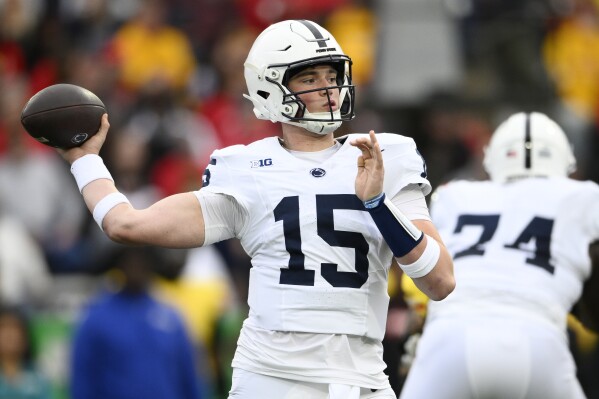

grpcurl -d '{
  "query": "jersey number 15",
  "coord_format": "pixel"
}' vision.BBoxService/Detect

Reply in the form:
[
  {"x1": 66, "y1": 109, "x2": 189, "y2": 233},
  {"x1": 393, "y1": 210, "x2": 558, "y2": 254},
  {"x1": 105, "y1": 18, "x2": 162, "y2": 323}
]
[{"x1": 275, "y1": 194, "x2": 369, "y2": 289}]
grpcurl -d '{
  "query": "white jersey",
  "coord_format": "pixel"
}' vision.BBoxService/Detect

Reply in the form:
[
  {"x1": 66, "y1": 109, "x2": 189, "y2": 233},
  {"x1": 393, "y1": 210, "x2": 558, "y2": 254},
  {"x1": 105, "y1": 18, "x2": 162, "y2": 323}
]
[
  {"x1": 428, "y1": 177, "x2": 599, "y2": 330},
  {"x1": 200, "y1": 133, "x2": 430, "y2": 387},
  {"x1": 400, "y1": 177, "x2": 599, "y2": 399}
]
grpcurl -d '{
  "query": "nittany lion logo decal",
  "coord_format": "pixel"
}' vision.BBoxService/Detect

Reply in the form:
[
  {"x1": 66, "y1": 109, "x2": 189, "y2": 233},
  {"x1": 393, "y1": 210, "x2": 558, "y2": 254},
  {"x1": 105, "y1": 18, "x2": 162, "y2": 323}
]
[{"x1": 310, "y1": 168, "x2": 326, "y2": 178}]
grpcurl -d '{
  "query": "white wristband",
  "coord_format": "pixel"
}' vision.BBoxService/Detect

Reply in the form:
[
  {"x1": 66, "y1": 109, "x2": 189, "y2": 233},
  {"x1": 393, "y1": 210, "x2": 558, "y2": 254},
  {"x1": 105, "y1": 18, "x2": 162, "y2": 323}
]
[
  {"x1": 70, "y1": 154, "x2": 113, "y2": 193},
  {"x1": 92, "y1": 192, "x2": 130, "y2": 231},
  {"x1": 399, "y1": 234, "x2": 440, "y2": 278}
]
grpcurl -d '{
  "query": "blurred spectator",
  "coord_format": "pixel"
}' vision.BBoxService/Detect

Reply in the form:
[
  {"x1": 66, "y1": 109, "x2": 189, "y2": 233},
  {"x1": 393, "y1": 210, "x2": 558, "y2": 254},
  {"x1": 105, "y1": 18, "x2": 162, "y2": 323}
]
[
  {"x1": 568, "y1": 313, "x2": 599, "y2": 398},
  {"x1": 236, "y1": 0, "x2": 349, "y2": 31},
  {"x1": 417, "y1": 104, "x2": 474, "y2": 188},
  {"x1": 70, "y1": 246, "x2": 204, "y2": 399},
  {"x1": 168, "y1": 0, "x2": 239, "y2": 63},
  {"x1": 0, "y1": 306, "x2": 52, "y2": 399},
  {"x1": 199, "y1": 25, "x2": 279, "y2": 147},
  {"x1": 429, "y1": 106, "x2": 493, "y2": 185},
  {"x1": 0, "y1": 203, "x2": 52, "y2": 310},
  {"x1": 58, "y1": 0, "x2": 134, "y2": 52},
  {"x1": 373, "y1": 0, "x2": 464, "y2": 106},
  {"x1": 104, "y1": 127, "x2": 162, "y2": 205},
  {"x1": 64, "y1": 48, "x2": 120, "y2": 112},
  {"x1": 0, "y1": 0, "x2": 45, "y2": 44},
  {"x1": 543, "y1": 0, "x2": 599, "y2": 121},
  {"x1": 0, "y1": 0, "x2": 29, "y2": 81},
  {"x1": 0, "y1": 0, "x2": 46, "y2": 88},
  {"x1": 458, "y1": 0, "x2": 557, "y2": 106},
  {"x1": 0, "y1": 78, "x2": 86, "y2": 272},
  {"x1": 109, "y1": 0, "x2": 197, "y2": 96},
  {"x1": 122, "y1": 89, "x2": 221, "y2": 187},
  {"x1": 156, "y1": 245, "x2": 240, "y2": 398},
  {"x1": 325, "y1": 0, "x2": 378, "y2": 88},
  {"x1": 543, "y1": 0, "x2": 599, "y2": 178},
  {"x1": 24, "y1": 11, "x2": 71, "y2": 96}
]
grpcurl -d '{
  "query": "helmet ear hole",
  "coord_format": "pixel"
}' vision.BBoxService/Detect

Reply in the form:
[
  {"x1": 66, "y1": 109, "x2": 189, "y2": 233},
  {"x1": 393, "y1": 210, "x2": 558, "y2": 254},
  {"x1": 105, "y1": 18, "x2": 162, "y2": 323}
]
[
  {"x1": 340, "y1": 94, "x2": 351, "y2": 115},
  {"x1": 257, "y1": 90, "x2": 270, "y2": 99}
]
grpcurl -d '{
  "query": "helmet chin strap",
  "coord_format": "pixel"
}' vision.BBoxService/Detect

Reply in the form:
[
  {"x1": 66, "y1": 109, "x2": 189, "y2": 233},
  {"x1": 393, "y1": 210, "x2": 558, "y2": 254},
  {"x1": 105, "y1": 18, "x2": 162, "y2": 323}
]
[{"x1": 284, "y1": 111, "x2": 343, "y2": 135}]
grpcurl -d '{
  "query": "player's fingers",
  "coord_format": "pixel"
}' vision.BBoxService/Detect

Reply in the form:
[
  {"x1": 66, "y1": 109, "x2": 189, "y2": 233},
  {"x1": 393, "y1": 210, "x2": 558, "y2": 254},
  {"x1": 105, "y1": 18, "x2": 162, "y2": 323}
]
[
  {"x1": 89, "y1": 114, "x2": 109, "y2": 146},
  {"x1": 369, "y1": 130, "x2": 377, "y2": 145},
  {"x1": 351, "y1": 135, "x2": 373, "y2": 148},
  {"x1": 350, "y1": 138, "x2": 367, "y2": 151},
  {"x1": 351, "y1": 139, "x2": 371, "y2": 158},
  {"x1": 351, "y1": 134, "x2": 378, "y2": 160},
  {"x1": 359, "y1": 143, "x2": 371, "y2": 157},
  {"x1": 97, "y1": 114, "x2": 110, "y2": 137},
  {"x1": 369, "y1": 131, "x2": 380, "y2": 152},
  {"x1": 357, "y1": 155, "x2": 365, "y2": 168},
  {"x1": 368, "y1": 130, "x2": 383, "y2": 165}
]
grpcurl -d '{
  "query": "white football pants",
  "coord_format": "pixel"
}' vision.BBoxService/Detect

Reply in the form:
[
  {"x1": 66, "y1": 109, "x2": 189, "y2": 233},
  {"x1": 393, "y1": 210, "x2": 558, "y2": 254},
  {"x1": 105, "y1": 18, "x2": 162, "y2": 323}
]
[
  {"x1": 228, "y1": 368, "x2": 397, "y2": 399},
  {"x1": 399, "y1": 317, "x2": 587, "y2": 399}
]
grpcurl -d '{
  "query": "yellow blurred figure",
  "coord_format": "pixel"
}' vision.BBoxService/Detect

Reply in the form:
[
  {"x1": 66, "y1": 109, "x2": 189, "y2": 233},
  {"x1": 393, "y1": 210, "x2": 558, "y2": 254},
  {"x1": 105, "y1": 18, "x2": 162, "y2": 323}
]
[
  {"x1": 568, "y1": 314, "x2": 598, "y2": 354},
  {"x1": 543, "y1": 1, "x2": 599, "y2": 119},
  {"x1": 153, "y1": 246, "x2": 238, "y2": 349},
  {"x1": 111, "y1": 0, "x2": 197, "y2": 92},
  {"x1": 400, "y1": 272, "x2": 428, "y2": 320},
  {"x1": 326, "y1": 3, "x2": 378, "y2": 87}
]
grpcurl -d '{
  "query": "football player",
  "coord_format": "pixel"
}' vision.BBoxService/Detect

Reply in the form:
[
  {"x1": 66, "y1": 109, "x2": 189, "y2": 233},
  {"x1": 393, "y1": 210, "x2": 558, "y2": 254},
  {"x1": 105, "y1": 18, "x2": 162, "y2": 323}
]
[
  {"x1": 56, "y1": 20, "x2": 455, "y2": 399},
  {"x1": 399, "y1": 112, "x2": 599, "y2": 399}
]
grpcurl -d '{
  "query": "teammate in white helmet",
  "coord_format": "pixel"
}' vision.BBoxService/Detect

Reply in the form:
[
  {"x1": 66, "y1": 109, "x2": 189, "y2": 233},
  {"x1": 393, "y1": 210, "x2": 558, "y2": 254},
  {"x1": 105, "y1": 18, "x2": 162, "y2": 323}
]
[
  {"x1": 54, "y1": 20, "x2": 455, "y2": 399},
  {"x1": 399, "y1": 111, "x2": 599, "y2": 399}
]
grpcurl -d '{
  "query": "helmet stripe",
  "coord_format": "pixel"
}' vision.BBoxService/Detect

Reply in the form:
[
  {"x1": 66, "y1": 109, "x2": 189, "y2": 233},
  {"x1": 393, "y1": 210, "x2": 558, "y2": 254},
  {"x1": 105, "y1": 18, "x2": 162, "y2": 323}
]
[
  {"x1": 297, "y1": 20, "x2": 328, "y2": 48},
  {"x1": 524, "y1": 113, "x2": 531, "y2": 169}
]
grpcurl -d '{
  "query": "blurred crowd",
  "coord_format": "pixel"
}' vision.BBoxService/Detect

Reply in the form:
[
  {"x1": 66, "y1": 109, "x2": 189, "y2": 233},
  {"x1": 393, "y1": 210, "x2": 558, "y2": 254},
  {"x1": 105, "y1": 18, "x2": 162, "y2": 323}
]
[{"x1": 0, "y1": 0, "x2": 598, "y2": 398}]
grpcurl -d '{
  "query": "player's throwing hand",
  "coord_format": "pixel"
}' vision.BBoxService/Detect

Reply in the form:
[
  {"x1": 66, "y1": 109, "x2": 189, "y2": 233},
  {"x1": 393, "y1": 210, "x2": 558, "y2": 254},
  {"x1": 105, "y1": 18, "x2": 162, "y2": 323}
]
[{"x1": 58, "y1": 113, "x2": 110, "y2": 164}]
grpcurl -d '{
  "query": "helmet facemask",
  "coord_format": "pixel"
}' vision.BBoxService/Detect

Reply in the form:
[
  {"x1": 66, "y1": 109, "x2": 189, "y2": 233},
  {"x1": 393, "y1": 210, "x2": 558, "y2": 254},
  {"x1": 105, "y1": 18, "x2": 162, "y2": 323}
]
[{"x1": 277, "y1": 57, "x2": 355, "y2": 134}]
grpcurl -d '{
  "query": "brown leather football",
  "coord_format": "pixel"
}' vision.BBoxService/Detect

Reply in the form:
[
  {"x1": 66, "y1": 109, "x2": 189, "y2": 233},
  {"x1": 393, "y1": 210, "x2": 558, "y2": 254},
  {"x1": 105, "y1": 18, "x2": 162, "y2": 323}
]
[{"x1": 20, "y1": 83, "x2": 106, "y2": 149}]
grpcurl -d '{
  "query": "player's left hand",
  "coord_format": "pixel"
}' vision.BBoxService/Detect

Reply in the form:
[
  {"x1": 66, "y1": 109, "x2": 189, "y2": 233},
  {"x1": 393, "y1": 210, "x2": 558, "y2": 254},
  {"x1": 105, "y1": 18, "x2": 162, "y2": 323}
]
[{"x1": 351, "y1": 130, "x2": 384, "y2": 202}]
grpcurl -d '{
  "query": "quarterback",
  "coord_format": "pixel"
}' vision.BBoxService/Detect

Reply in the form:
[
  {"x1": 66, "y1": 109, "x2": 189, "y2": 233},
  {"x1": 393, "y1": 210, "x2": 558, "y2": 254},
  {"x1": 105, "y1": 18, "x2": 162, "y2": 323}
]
[
  {"x1": 400, "y1": 112, "x2": 599, "y2": 399},
  {"x1": 56, "y1": 20, "x2": 454, "y2": 399}
]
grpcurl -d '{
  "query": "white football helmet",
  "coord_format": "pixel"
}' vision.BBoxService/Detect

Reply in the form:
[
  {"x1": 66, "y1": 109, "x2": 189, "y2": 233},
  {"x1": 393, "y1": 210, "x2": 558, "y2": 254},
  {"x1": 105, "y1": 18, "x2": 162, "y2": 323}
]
[
  {"x1": 243, "y1": 20, "x2": 355, "y2": 135},
  {"x1": 483, "y1": 112, "x2": 577, "y2": 182}
]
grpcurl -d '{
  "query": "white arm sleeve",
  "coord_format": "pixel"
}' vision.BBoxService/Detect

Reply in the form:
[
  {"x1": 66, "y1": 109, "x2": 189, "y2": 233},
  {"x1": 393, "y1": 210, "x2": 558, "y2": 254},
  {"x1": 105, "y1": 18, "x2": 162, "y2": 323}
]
[
  {"x1": 391, "y1": 184, "x2": 431, "y2": 222},
  {"x1": 194, "y1": 190, "x2": 246, "y2": 246}
]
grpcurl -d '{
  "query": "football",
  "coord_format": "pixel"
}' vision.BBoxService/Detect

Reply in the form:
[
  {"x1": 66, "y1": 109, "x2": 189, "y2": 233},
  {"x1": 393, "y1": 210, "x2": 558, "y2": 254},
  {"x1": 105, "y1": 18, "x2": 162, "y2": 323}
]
[{"x1": 20, "y1": 83, "x2": 106, "y2": 149}]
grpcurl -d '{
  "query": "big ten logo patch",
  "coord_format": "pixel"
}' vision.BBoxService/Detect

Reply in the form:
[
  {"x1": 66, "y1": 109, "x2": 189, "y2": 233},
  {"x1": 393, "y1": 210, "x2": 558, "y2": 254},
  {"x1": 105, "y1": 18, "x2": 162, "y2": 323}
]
[{"x1": 250, "y1": 158, "x2": 273, "y2": 168}]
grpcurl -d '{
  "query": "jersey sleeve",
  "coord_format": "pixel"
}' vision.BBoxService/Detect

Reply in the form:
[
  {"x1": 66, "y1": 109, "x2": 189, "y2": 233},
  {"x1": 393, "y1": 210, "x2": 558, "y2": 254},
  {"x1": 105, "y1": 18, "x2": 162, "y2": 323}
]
[
  {"x1": 198, "y1": 145, "x2": 253, "y2": 240},
  {"x1": 391, "y1": 186, "x2": 431, "y2": 221},
  {"x1": 378, "y1": 133, "x2": 431, "y2": 198},
  {"x1": 584, "y1": 183, "x2": 599, "y2": 240},
  {"x1": 200, "y1": 145, "x2": 250, "y2": 211},
  {"x1": 569, "y1": 181, "x2": 599, "y2": 242},
  {"x1": 194, "y1": 190, "x2": 246, "y2": 244}
]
